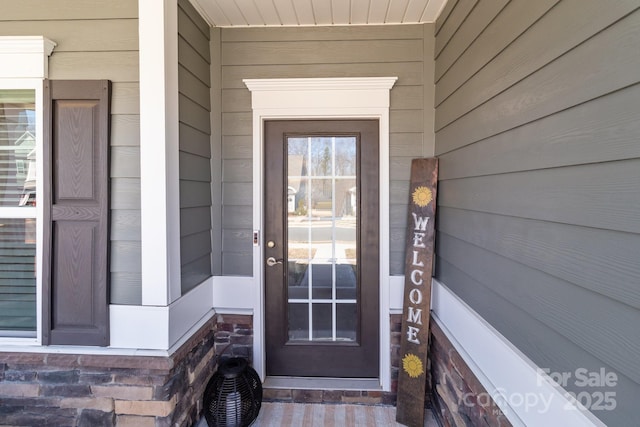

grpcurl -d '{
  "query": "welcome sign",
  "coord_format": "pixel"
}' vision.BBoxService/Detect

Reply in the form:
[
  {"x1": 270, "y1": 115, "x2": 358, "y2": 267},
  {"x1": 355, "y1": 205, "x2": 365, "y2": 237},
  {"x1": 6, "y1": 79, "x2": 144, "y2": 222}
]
[{"x1": 396, "y1": 158, "x2": 438, "y2": 427}]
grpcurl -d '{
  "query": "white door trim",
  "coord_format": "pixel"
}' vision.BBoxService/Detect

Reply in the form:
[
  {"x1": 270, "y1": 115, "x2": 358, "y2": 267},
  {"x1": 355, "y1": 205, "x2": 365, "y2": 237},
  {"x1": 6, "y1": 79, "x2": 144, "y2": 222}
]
[{"x1": 244, "y1": 77, "x2": 397, "y2": 390}]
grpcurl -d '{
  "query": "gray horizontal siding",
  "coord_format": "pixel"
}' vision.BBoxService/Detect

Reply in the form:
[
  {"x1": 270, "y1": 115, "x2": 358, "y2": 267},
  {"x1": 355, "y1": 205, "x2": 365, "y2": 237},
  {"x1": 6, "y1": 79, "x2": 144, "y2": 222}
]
[
  {"x1": 435, "y1": 1, "x2": 640, "y2": 425},
  {"x1": 0, "y1": 3, "x2": 141, "y2": 305},
  {"x1": 178, "y1": 0, "x2": 212, "y2": 293},
  {"x1": 220, "y1": 24, "x2": 435, "y2": 275}
]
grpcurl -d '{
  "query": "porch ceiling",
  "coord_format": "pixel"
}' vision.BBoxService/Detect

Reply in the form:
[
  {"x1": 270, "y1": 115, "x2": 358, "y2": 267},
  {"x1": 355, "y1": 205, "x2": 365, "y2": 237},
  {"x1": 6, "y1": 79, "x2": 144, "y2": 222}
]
[{"x1": 191, "y1": 0, "x2": 448, "y2": 27}]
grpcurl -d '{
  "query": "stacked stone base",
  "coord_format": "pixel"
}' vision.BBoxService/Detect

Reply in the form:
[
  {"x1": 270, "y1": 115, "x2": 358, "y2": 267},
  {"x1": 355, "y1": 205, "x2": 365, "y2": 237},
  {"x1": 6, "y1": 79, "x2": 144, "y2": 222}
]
[
  {"x1": 430, "y1": 319, "x2": 511, "y2": 427},
  {"x1": 0, "y1": 316, "x2": 220, "y2": 427}
]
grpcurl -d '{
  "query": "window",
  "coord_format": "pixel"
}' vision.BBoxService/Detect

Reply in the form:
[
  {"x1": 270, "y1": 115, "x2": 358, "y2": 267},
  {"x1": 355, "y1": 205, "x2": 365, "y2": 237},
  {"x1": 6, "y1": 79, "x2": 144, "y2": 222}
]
[
  {"x1": 0, "y1": 87, "x2": 39, "y2": 338},
  {"x1": 0, "y1": 36, "x2": 54, "y2": 342}
]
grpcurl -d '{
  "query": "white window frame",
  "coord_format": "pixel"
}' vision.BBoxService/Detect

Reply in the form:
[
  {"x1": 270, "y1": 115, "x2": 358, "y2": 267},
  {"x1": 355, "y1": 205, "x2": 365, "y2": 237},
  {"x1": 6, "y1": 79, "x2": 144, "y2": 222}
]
[{"x1": 0, "y1": 36, "x2": 55, "y2": 344}]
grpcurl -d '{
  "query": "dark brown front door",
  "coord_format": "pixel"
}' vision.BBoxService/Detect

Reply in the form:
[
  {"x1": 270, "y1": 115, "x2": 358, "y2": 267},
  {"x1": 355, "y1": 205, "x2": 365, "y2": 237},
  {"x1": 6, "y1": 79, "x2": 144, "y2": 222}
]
[{"x1": 264, "y1": 120, "x2": 379, "y2": 378}]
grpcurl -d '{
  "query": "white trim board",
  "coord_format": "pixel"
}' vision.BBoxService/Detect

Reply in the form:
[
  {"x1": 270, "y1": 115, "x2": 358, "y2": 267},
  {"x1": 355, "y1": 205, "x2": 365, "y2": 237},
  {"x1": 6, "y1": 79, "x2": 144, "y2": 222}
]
[
  {"x1": 244, "y1": 77, "x2": 397, "y2": 390},
  {"x1": 431, "y1": 279, "x2": 606, "y2": 427}
]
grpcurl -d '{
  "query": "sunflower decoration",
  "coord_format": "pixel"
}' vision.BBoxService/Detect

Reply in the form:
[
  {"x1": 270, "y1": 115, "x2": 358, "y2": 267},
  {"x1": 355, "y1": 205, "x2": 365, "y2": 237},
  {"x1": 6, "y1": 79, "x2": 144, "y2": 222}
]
[
  {"x1": 402, "y1": 353, "x2": 424, "y2": 378},
  {"x1": 412, "y1": 186, "x2": 433, "y2": 208}
]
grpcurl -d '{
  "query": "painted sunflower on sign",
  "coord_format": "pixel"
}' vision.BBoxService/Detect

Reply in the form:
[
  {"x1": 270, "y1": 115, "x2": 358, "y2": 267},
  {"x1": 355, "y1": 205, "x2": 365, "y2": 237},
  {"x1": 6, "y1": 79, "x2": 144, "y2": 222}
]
[
  {"x1": 412, "y1": 186, "x2": 432, "y2": 208},
  {"x1": 402, "y1": 353, "x2": 424, "y2": 378}
]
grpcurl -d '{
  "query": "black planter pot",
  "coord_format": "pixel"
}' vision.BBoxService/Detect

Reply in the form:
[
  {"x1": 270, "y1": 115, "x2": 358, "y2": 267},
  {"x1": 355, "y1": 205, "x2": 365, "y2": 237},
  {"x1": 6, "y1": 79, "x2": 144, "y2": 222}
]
[{"x1": 203, "y1": 357, "x2": 263, "y2": 427}]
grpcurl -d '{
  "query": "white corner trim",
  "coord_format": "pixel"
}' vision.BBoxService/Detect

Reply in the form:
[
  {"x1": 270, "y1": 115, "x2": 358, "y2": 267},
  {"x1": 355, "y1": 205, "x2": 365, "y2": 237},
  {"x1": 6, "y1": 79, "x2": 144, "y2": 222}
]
[
  {"x1": 0, "y1": 36, "x2": 56, "y2": 79},
  {"x1": 139, "y1": 0, "x2": 181, "y2": 305},
  {"x1": 244, "y1": 77, "x2": 396, "y2": 389},
  {"x1": 431, "y1": 279, "x2": 607, "y2": 427}
]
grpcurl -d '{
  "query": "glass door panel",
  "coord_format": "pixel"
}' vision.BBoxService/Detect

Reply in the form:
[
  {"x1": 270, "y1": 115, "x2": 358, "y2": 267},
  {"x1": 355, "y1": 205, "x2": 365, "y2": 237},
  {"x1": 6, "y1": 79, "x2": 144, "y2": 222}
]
[{"x1": 287, "y1": 136, "x2": 357, "y2": 342}]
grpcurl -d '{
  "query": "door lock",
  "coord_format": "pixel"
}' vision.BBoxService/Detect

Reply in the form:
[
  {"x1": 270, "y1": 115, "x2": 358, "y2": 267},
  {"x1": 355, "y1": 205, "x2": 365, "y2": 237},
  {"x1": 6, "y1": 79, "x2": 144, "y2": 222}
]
[{"x1": 266, "y1": 257, "x2": 283, "y2": 267}]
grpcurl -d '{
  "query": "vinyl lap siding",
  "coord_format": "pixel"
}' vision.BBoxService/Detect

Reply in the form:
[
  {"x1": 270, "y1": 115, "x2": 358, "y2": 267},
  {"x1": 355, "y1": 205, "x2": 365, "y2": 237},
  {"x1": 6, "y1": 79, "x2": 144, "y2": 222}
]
[
  {"x1": 434, "y1": 1, "x2": 640, "y2": 425},
  {"x1": 178, "y1": 0, "x2": 212, "y2": 293},
  {"x1": 220, "y1": 24, "x2": 435, "y2": 275},
  {"x1": 0, "y1": 0, "x2": 141, "y2": 304}
]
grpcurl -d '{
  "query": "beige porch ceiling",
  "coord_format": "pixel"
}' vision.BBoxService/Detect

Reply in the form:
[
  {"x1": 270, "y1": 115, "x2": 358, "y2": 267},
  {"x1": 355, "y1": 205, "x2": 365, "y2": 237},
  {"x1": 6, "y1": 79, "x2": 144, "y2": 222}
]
[{"x1": 192, "y1": 0, "x2": 448, "y2": 27}]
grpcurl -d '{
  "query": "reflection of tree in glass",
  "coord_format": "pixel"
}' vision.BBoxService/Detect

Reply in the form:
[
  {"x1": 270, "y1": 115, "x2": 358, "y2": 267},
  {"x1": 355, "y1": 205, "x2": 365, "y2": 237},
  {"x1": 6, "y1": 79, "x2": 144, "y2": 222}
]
[{"x1": 335, "y1": 137, "x2": 356, "y2": 176}]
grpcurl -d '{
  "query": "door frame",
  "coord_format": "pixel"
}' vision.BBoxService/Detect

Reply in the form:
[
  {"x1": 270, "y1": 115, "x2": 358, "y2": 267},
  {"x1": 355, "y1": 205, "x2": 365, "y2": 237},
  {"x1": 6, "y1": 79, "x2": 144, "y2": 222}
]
[{"x1": 244, "y1": 77, "x2": 397, "y2": 390}]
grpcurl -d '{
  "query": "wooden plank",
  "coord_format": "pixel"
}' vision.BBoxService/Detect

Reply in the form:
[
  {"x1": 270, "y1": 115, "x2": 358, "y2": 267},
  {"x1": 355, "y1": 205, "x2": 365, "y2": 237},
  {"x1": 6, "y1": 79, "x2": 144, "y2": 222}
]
[
  {"x1": 180, "y1": 230, "x2": 212, "y2": 265},
  {"x1": 390, "y1": 85, "x2": 424, "y2": 111},
  {"x1": 435, "y1": 0, "x2": 459, "y2": 34},
  {"x1": 222, "y1": 112, "x2": 252, "y2": 136},
  {"x1": 220, "y1": 24, "x2": 424, "y2": 42},
  {"x1": 397, "y1": 158, "x2": 438, "y2": 427},
  {"x1": 179, "y1": 151, "x2": 211, "y2": 182},
  {"x1": 179, "y1": 94, "x2": 211, "y2": 133},
  {"x1": 436, "y1": 10, "x2": 640, "y2": 154},
  {"x1": 390, "y1": 110, "x2": 424, "y2": 133},
  {"x1": 0, "y1": 19, "x2": 138, "y2": 51},
  {"x1": 111, "y1": 115, "x2": 140, "y2": 147},
  {"x1": 111, "y1": 82, "x2": 139, "y2": 115},
  {"x1": 222, "y1": 88, "x2": 251, "y2": 113},
  {"x1": 437, "y1": 232, "x2": 640, "y2": 384},
  {"x1": 389, "y1": 251, "x2": 405, "y2": 276},
  {"x1": 49, "y1": 52, "x2": 139, "y2": 82},
  {"x1": 390, "y1": 156, "x2": 414, "y2": 181},
  {"x1": 438, "y1": 159, "x2": 640, "y2": 234},
  {"x1": 179, "y1": 123, "x2": 210, "y2": 158},
  {"x1": 436, "y1": 0, "x2": 637, "y2": 123},
  {"x1": 222, "y1": 229, "x2": 252, "y2": 253},
  {"x1": 435, "y1": 0, "x2": 478, "y2": 58},
  {"x1": 179, "y1": 0, "x2": 211, "y2": 37},
  {"x1": 222, "y1": 205, "x2": 253, "y2": 229},
  {"x1": 181, "y1": 255, "x2": 212, "y2": 293},
  {"x1": 111, "y1": 146, "x2": 140, "y2": 178},
  {"x1": 438, "y1": 84, "x2": 640, "y2": 180},
  {"x1": 110, "y1": 209, "x2": 141, "y2": 241},
  {"x1": 178, "y1": 36, "x2": 211, "y2": 85},
  {"x1": 435, "y1": 257, "x2": 640, "y2": 427},
  {"x1": 222, "y1": 135, "x2": 252, "y2": 159},
  {"x1": 223, "y1": 159, "x2": 252, "y2": 183},
  {"x1": 390, "y1": 180, "x2": 410, "y2": 205},
  {"x1": 423, "y1": 23, "x2": 436, "y2": 157},
  {"x1": 222, "y1": 62, "x2": 424, "y2": 88},
  {"x1": 110, "y1": 272, "x2": 141, "y2": 305},
  {"x1": 222, "y1": 39, "x2": 423, "y2": 66},
  {"x1": 178, "y1": 7, "x2": 210, "y2": 62},
  {"x1": 180, "y1": 180, "x2": 212, "y2": 208},
  {"x1": 0, "y1": 0, "x2": 137, "y2": 20},
  {"x1": 436, "y1": 0, "x2": 558, "y2": 94},
  {"x1": 222, "y1": 251, "x2": 253, "y2": 276},
  {"x1": 439, "y1": 207, "x2": 640, "y2": 310},
  {"x1": 111, "y1": 178, "x2": 141, "y2": 210},
  {"x1": 434, "y1": 0, "x2": 508, "y2": 80},
  {"x1": 179, "y1": 66, "x2": 211, "y2": 110},
  {"x1": 211, "y1": 27, "x2": 223, "y2": 277},
  {"x1": 180, "y1": 206, "x2": 211, "y2": 237},
  {"x1": 222, "y1": 182, "x2": 253, "y2": 205},
  {"x1": 110, "y1": 241, "x2": 141, "y2": 273},
  {"x1": 390, "y1": 133, "x2": 425, "y2": 158}
]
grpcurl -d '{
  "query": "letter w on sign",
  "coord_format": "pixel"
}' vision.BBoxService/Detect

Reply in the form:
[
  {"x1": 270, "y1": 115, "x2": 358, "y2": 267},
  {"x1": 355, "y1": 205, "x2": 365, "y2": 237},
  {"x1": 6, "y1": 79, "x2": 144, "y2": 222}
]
[{"x1": 396, "y1": 158, "x2": 438, "y2": 427}]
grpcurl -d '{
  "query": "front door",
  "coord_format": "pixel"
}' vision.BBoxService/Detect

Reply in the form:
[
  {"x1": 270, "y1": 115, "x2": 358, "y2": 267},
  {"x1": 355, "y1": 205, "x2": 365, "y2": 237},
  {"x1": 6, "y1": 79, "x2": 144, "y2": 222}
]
[{"x1": 264, "y1": 120, "x2": 379, "y2": 378}]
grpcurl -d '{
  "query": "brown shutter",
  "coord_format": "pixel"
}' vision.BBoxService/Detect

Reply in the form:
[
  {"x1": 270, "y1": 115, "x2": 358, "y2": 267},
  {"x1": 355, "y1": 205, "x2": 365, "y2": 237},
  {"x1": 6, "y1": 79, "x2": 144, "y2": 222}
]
[{"x1": 42, "y1": 80, "x2": 110, "y2": 346}]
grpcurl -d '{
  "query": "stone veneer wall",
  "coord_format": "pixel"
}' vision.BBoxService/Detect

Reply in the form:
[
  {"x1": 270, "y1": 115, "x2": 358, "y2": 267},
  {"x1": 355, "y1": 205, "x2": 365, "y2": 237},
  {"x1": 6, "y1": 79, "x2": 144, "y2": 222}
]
[
  {"x1": 0, "y1": 316, "x2": 221, "y2": 427},
  {"x1": 430, "y1": 319, "x2": 511, "y2": 427}
]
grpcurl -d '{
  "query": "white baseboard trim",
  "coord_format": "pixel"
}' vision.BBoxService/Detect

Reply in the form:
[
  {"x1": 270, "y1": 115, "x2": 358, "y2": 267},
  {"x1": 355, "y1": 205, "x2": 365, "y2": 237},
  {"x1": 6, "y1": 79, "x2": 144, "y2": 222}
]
[{"x1": 431, "y1": 279, "x2": 606, "y2": 427}]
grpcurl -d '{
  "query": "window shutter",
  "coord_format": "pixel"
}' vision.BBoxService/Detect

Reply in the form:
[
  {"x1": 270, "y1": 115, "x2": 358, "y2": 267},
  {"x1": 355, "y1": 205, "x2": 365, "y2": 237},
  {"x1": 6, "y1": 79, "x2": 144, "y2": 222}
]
[{"x1": 42, "y1": 80, "x2": 110, "y2": 346}]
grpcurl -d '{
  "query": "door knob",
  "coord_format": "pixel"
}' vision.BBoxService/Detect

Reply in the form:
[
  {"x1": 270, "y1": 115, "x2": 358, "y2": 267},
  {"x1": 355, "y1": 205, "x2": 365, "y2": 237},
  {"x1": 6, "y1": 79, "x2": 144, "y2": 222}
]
[{"x1": 266, "y1": 257, "x2": 283, "y2": 267}]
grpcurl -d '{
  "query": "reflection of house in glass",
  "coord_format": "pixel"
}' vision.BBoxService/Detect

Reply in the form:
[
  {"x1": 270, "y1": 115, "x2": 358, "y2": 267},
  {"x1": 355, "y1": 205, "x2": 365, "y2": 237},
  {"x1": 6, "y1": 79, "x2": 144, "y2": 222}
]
[{"x1": 15, "y1": 131, "x2": 36, "y2": 206}]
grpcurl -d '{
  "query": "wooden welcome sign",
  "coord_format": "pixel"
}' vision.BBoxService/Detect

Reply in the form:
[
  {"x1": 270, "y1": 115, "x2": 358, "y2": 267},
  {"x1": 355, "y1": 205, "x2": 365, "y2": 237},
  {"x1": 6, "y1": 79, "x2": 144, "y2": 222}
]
[{"x1": 396, "y1": 158, "x2": 438, "y2": 427}]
